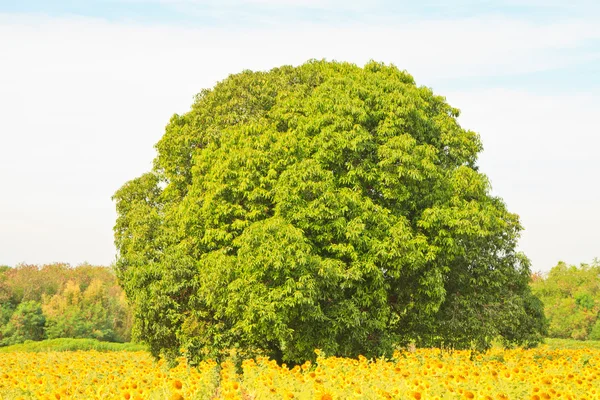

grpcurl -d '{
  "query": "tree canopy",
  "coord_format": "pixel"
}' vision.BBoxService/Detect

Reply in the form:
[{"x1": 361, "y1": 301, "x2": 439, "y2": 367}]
[{"x1": 113, "y1": 60, "x2": 546, "y2": 364}]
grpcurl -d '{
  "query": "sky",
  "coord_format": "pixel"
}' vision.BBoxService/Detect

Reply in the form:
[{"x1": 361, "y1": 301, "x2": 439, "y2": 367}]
[{"x1": 0, "y1": 0, "x2": 598, "y2": 272}]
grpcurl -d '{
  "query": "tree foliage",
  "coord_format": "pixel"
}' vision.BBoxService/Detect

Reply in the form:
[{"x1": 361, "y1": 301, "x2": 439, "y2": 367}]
[
  {"x1": 113, "y1": 60, "x2": 546, "y2": 364},
  {"x1": 1, "y1": 301, "x2": 46, "y2": 345},
  {"x1": 531, "y1": 259, "x2": 600, "y2": 340},
  {"x1": 0, "y1": 263, "x2": 132, "y2": 346}
]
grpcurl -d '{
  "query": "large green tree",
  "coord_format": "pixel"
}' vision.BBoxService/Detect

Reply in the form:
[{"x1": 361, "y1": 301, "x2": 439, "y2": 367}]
[{"x1": 113, "y1": 60, "x2": 545, "y2": 364}]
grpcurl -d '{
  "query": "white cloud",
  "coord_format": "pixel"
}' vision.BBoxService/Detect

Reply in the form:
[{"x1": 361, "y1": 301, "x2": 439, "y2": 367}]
[{"x1": 0, "y1": 13, "x2": 597, "y2": 269}]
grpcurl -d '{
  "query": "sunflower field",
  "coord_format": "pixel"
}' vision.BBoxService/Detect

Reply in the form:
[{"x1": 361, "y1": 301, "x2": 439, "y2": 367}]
[{"x1": 1, "y1": 343, "x2": 599, "y2": 400}]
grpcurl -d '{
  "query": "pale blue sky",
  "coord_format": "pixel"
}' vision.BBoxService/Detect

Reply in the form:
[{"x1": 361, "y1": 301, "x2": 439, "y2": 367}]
[
  {"x1": 3, "y1": 0, "x2": 600, "y2": 23},
  {"x1": 0, "y1": 1, "x2": 598, "y2": 271}
]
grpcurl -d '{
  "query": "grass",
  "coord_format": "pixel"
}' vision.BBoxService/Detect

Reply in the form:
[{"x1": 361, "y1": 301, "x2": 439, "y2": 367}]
[
  {"x1": 2, "y1": 337, "x2": 600, "y2": 354},
  {"x1": 0, "y1": 338, "x2": 147, "y2": 353},
  {"x1": 543, "y1": 337, "x2": 600, "y2": 350}
]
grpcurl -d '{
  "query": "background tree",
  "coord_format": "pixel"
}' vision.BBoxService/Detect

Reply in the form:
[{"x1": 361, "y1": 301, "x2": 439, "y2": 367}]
[
  {"x1": 0, "y1": 266, "x2": 13, "y2": 335},
  {"x1": 43, "y1": 279, "x2": 131, "y2": 341},
  {"x1": 0, "y1": 263, "x2": 132, "y2": 346},
  {"x1": 113, "y1": 60, "x2": 546, "y2": 364},
  {"x1": 531, "y1": 259, "x2": 600, "y2": 340},
  {"x1": 1, "y1": 301, "x2": 46, "y2": 345}
]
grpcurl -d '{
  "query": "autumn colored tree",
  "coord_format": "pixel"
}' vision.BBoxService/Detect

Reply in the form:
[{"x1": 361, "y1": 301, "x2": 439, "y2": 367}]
[
  {"x1": 43, "y1": 279, "x2": 130, "y2": 341},
  {"x1": 113, "y1": 60, "x2": 546, "y2": 364}
]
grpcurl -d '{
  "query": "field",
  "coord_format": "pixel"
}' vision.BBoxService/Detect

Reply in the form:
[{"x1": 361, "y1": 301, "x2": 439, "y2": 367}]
[{"x1": 1, "y1": 339, "x2": 600, "y2": 399}]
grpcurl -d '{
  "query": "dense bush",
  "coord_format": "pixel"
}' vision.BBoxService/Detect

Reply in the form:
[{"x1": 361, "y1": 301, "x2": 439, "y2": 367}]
[
  {"x1": 114, "y1": 60, "x2": 546, "y2": 364},
  {"x1": 0, "y1": 301, "x2": 46, "y2": 345}
]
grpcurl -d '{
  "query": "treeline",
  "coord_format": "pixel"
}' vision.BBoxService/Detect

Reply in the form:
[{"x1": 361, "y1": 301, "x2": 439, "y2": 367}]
[
  {"x1": 0, "y1": 263, "x2": 132, "y2": 346},
  {"x1": 531, "y1": 259, "x2": 600, "y2": 340},
  {"x1": 3, "y1": 259, "x2": 600, "y2": 347}
]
